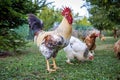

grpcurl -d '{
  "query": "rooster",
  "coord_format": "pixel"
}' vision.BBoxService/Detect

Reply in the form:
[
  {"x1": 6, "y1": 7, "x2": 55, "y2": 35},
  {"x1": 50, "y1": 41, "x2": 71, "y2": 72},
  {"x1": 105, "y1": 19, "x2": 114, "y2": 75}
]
[
  {"x1": 84, "y1": 32, "x2": 99, "y2": 54},
  {"x1": 64, "y1": 36, "x2": 94, "y2": 64},
  {"x1": 114, "y1": 39, "x2": 120, "y2": 59},
  {"x1": 28, "y1": 7, "x2": 73, "y2": 72}
]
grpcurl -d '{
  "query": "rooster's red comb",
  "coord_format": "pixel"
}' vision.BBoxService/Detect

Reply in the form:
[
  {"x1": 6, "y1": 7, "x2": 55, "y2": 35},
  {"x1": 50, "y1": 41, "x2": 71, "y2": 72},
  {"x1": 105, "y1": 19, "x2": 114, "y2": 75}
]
[{"x1": 62, "y1": 7, "x2": 71, "y2": 16}]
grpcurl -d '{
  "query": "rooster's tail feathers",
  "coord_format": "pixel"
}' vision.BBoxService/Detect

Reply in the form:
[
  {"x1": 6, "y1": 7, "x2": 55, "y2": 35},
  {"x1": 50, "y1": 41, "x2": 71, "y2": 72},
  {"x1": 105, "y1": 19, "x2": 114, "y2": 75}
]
[{"x1": 28, "y1": 14, "x2": 43, "y2": 33}]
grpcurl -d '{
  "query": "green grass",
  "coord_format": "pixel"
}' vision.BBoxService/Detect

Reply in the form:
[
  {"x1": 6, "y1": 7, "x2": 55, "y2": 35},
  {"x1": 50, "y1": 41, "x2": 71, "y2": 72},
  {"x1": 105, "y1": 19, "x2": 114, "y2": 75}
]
[{"x1": 0, "y1": 37, "x2": 120, "y2": 80}]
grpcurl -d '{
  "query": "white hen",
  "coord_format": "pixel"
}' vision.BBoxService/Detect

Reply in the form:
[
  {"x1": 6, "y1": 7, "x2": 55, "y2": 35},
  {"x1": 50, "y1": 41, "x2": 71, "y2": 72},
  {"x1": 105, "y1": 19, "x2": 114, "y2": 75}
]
[{"x1": 64, "y1": 36, "x2": 94, "y2": 64}]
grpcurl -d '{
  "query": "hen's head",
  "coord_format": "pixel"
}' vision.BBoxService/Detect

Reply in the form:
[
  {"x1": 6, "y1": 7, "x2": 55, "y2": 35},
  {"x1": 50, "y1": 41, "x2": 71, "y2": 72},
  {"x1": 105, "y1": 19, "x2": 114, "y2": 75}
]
[
  {"x1": 88, "y1": 52, "x2": 94, "y2": 60},
  {"x1": 84, "y1": 48, "x2": 94, "y2": 60},
  {"x1": 61, "y1": 7, "x2": 73, "y2": 24},
  {"x1": 90, "y1": 32, "x2": 99, "y2": 38}
]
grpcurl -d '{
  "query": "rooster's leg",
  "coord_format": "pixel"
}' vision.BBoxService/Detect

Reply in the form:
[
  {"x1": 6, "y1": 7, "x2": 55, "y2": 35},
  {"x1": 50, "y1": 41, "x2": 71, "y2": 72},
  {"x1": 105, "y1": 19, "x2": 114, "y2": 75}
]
[
  {"x1": 46, "y1": 59, "x2": 56, "y2": 72},
  {"x1": 52, "y1": 58, "x2": 60, "y2": 70}
]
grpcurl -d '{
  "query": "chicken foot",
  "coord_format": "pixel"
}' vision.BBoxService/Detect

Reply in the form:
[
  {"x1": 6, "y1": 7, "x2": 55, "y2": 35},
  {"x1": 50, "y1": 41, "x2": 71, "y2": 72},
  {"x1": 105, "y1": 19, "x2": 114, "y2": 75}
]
[
  {"x1": 52, "y1": 58, "x2": 60, "y2": 70},
  {"x1": 46, "y1": 59, "x2": 56, "y2": 72},
  {"x1": 66, "y1": 59, "x2": 74, "y2": 65}
]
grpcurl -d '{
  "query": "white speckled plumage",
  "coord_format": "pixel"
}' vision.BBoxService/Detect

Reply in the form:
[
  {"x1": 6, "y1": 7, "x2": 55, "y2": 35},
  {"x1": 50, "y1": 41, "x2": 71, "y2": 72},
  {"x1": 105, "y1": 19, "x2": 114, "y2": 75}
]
[
  {"x1": 64, "y1": 36, "x2": 94, "y2": 64},
  {"x1": 40, "y1": 35, "x2": 67, "y2": 59}
]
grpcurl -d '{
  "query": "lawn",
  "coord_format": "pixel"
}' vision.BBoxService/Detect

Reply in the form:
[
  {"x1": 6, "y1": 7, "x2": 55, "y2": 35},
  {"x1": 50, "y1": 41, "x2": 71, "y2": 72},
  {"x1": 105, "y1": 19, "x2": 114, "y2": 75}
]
[{"x1": 0, "y1": 37, "x2": 120, "y2": 80}]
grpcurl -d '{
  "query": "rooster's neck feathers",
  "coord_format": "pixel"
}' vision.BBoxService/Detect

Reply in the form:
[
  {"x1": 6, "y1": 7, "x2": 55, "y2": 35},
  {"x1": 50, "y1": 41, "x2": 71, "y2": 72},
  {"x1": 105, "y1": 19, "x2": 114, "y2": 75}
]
[{"x1": 55, "y1": 17, "x2": 72, "y2": 39}]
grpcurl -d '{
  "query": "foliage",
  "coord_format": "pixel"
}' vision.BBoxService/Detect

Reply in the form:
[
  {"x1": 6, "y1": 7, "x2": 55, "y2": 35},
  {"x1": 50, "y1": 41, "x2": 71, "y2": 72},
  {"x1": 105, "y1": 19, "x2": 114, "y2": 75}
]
[
  {"x1": 75, "y1": 17, "x2": 91, "y2": 26},
  {"x1": 75, "y1": 25, "x2": 94, "y2": 31},
  {"x1": 38, "y1": 6, "x2": 62, "y2": 30},
  {"x1": 14, "y1": 24, "x2": 29, "y2": 39},
  {"x1": 0, "y1": 37, "x2": 120, "y2": 79},
  {"x1": 0, "y1": 0, "x2": 50, "y2": 29},
  {"x1": 89, "y1": 7, "x2": 114, "y2": 30},
  {"x1": 0, "y1": 28, "x2": 28, "y2": 53},
  {"x1": 86, "y1": 0, "x2": 120, "y2": 30},
  {"x1": 0, "y1": 0, "x2": 51, "y2": 53},
  {"x1": 103, "y1": 30, "x2": 113, "y2": 36},
  {"x1": 74, "y1": 15, "x2": 92, "y2": 31}
]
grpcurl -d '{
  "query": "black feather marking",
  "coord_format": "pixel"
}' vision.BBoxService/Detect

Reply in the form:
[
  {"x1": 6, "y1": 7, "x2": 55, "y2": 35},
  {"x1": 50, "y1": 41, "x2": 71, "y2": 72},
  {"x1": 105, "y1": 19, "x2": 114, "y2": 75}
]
[
  {"x1": 28, "y1": 14, "x2": 44, "y2": 35},
  {"x1": 52, "y1": 50, "x2": 59, "y2": 58},
  {"x1": 83, "y1": 48, "x2": 89, "y2": 58},
  {"x1": 57, "y1": 36, "x2": 64, "y2": 45},
  {"x1": 70, "y1": 43, "x2": 73, "y2": 48}
]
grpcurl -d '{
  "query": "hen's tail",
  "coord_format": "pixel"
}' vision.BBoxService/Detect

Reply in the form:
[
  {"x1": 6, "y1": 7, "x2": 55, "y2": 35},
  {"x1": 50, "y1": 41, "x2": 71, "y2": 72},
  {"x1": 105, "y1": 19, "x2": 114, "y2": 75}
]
[{"x1": 28, "y1": 14, "x2": 44, "y2": 35}]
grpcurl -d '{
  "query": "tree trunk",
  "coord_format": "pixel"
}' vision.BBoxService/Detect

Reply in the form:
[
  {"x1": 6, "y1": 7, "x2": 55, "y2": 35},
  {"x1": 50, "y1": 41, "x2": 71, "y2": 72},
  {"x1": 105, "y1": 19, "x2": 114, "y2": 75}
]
[
  {"x1": 113, "y1": 29, "x2": 117, "y2": 39},
  {"x1": 99, "y1": 30, "x2": 102, "y2": 39}
]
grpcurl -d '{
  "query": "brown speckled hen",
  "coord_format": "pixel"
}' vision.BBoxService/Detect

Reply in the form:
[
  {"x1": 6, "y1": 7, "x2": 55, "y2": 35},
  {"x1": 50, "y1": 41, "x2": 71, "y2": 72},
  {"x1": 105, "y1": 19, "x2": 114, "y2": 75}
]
[{"x1": 84, "y1": 32, "x2": 99, "y2": 54}]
